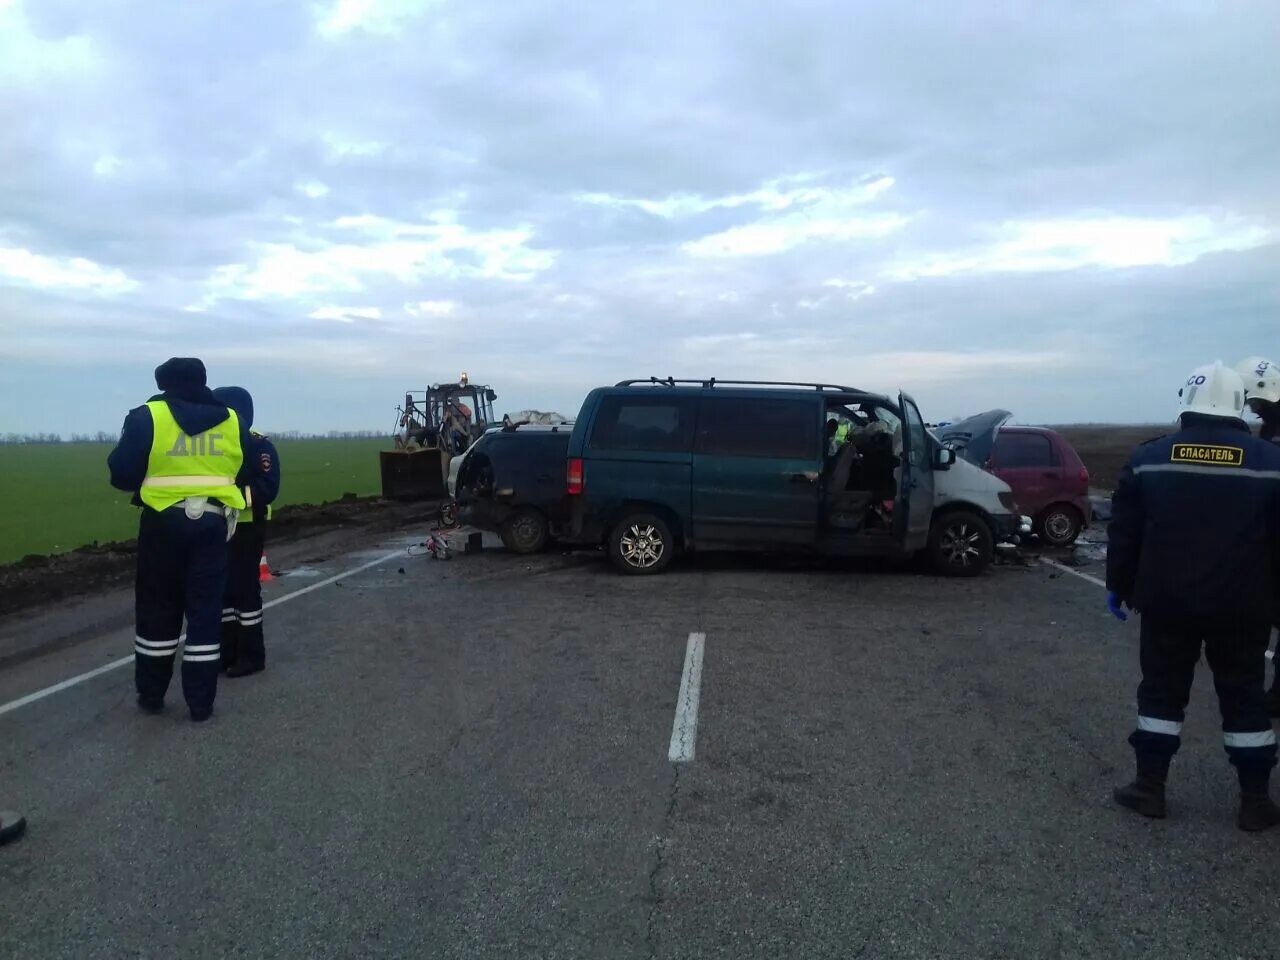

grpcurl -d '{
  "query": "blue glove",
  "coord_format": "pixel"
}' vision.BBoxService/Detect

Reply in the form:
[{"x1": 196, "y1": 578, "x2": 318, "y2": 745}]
[{"x1": 1106, "y1": 592, "x2": 1128, "y2": 622}]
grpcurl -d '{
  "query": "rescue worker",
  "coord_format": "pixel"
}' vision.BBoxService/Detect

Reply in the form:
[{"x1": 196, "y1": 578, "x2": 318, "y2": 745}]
[
  {"x1": 1107, "y1": 361, "x2": 1280, "y2": 831},
  {"x1": 1237, "y1": 357, "x2": 1280, "y2": 713},
  {"x1": 212, "y1": 387, "x2": 281, "y2": 678},
  {"x1": 108, "y1": 358, "x2": 250, "y2": 722},
  {"x1": 1237, "y1": 357, "x2": 1280, "y2": 442}
]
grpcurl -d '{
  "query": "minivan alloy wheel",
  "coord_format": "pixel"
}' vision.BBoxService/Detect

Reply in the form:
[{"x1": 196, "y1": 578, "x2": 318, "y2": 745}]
[
  {"x1": 939, "y1": 522, "x2": 983, "y2": 567},
  {"x1": 619, "y1": 523, "x2": 665, "y2": 568}
]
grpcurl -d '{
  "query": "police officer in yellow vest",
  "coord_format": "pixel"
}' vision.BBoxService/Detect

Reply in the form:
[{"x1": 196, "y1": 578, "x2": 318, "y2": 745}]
[{"x1": 108, "y1": 358, "x2": 252, "y2": 722}]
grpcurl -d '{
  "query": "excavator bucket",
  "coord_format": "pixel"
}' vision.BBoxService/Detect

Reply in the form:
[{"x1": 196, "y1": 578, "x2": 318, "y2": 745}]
[{"x1": 379, "y1": 447, "x2": 449, "y2": 500}]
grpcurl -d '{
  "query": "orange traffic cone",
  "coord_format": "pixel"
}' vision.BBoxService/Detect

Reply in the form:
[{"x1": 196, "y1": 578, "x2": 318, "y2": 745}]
[{"x1": 259, "y1": 553, "x2": 275, "y2": 583}]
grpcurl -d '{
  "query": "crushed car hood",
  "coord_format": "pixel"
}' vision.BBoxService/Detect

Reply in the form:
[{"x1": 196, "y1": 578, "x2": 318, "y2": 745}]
[{"x1": 936, "y1": 410, "x2": 1012, "y2": 467}]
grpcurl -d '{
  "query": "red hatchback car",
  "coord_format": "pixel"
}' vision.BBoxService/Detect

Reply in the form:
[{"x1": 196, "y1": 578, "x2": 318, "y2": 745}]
[{"x1": 940, "y1": 412, "x2": 1092, "y2": 545}]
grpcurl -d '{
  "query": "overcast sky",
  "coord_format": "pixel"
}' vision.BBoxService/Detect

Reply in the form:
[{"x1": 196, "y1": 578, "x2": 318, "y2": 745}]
[{"x1": 1, "y1": 0, "x2": 1277, "y2": 434}]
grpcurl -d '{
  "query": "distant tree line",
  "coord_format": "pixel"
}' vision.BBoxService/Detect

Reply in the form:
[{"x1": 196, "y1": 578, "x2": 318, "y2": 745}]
[
  {"x1": 1, "y1": 430, "x2": 386, "y2": 445},
  {"x1": 1, "y1": 432, "x2": 115, "y2": 445}
]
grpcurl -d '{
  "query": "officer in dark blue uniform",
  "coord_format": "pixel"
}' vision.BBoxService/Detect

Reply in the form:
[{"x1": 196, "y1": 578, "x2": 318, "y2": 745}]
[
  {"x1": 1107, "y1": 361, "x2": 1280, "y2": 831},
  {"x1": 108, "y1": 358, "x2": 253, "y2": 722},
  {"x1": 1238, "y1": 358, "x2": 1280, "y2": 712},
  {"x1": 211, "y1": 387, "x2": 281, "y2": 678}
]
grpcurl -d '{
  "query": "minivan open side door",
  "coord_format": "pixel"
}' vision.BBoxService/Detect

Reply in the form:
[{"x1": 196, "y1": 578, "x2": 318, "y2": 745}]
[{"x1": 896, "y1": 393, "x2": 934, "y2": 551}]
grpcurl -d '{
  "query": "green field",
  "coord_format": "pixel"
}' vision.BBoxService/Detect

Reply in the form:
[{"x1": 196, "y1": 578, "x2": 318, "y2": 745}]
[{"x1": 0, "y1": 438, "x2": 387, "y2": 565}]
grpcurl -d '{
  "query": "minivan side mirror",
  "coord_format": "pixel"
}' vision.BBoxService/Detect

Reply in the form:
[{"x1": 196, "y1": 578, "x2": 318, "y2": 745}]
[{"x1": 934, "y1": 447, "x2": 956, "y2": 470}]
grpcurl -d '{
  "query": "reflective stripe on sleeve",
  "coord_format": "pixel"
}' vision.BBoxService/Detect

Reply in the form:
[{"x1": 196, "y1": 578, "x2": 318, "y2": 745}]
[
  {"x1": 1225, "y1": 730, "x2": 1277, "y2": 748},
  {"x1": 1132, "y1": 464, "x2": 1280, "y2": 481},
  {"x1": 1137, "y1": 716, "x2": 1183, "y2": 736}
]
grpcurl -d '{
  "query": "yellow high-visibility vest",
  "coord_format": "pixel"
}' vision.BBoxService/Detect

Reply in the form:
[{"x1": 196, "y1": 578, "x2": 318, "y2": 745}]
[{"x1": 139, "y1": 400, "x2": 246, "y2": 512}]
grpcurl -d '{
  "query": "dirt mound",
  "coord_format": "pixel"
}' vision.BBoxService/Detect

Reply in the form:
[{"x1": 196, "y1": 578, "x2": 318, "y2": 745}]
[{"x1": 0, "y1": 496, "x2": 439, "y2": 618}]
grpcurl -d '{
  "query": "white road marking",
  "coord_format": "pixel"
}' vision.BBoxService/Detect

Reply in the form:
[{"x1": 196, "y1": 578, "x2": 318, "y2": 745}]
[
  {"x1": 0, "y1": 549, "x2": 403, "y2": 718},
  {"x1": 1039, "y1": 557, "x2": 1278, "y2": 660},
  {"x1": 1039, "y1": 557, "x2": 1106, "y2": 589},
  {"x1": 668, "y1": 632, "x2": 706, "y2": 763}
]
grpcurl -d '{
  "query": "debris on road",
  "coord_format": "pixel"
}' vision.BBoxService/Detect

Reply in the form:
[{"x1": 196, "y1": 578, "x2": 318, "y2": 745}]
[
  {"x1": 408, "y1": 534, "x2": 452, "y2": 560},
  {"x1": 0, "y1": 810, "x2": 26, "y2": 846}
]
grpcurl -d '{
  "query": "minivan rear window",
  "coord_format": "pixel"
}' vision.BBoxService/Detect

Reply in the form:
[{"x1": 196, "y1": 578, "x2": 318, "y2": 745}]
[
  {"x1": 589, "y1": 395, "x2": 695, "y2": 453},
  {"x1": 695, "y1": 396, "x2": 818, "y2": 460}
]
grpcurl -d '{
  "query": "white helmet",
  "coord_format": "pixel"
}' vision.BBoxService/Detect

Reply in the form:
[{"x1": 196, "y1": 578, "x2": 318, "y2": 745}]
[
  {"x1": 1235, "y1": 356, "x2": 1280, "y2": 405},
  {"x1": 1177, "y1": 360, "x2": 1245, "y2": 421}
]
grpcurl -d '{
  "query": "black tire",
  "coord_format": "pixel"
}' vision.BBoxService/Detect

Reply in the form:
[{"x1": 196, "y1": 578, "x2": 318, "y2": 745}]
[
  {"x1": 1036, "y1": 504, "x2": 1083, "y2": 547},
  {"x1": 500, "y1": 507, "x2": 550, "y2": 555},
  {"x1": 927, "y1": 511, "x2": 994, "y2": 577},
  {"x1": 609, "y1": 512, "x2": 675, "y2": 575}
]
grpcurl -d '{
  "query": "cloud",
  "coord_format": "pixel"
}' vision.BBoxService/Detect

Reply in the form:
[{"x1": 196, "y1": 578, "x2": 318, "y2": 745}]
[
  {"x1": 404, "y1": 298, "x2": 456, "y2": 317},
  {"x1": 890, "y1": 215, "x2": 1273, "y2": 280},
  {"x1": 2, "y1": 0, "x2": 1280, "y2": 434},
  {"x1": 200, "y1": 213, "x2": 555, "y2": 302},
  {"x1": 309, "y1": 305, "x2": 382, "y2": 322},
  {"x1": 0, "y1": 246, "x2": 136, "y2": 293},
  {"x1": 314, "y1": 0, "x2": 438, "y2": 38}
]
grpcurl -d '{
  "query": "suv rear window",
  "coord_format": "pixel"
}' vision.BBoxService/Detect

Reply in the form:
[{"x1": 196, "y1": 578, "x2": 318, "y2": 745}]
[
  {"x1": 589, "y1": 395, "x2": 694, "y2": 453},
  {"x1": 995, "y1": 432, "x2": 1055, "y2": 468},
  {"x1": 695, "y1": 396, "x2": 818, "y2": 459}
]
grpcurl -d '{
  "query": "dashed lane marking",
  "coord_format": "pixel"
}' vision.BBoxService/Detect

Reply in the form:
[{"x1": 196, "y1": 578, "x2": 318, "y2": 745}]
[
  {"x1": 668, "y1": 632, "x2": 706, "y2": 763},
  {"x1": 1039, "y1": 557, "x2": 1106, "y2": 589},
  {"x1": 0, "y1": 549, "x2": 403, "y2": 718}
]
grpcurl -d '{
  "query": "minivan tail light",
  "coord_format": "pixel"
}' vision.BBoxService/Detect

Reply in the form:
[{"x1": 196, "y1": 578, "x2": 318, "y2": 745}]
[{"x1": 567, "y1": 458, "x2": 584, "y2": 496}]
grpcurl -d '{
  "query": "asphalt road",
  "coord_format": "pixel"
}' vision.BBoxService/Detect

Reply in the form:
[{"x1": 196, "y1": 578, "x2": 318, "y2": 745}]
[{"x1": 2, "y1": 528, "x2": 1278, "y2": 959}]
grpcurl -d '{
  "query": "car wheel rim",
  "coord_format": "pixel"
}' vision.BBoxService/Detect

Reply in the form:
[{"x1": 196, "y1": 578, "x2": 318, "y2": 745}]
[
  {"x1": 940, "y1": 523, "x2": 982, "y2": 567},
  {"x1": 620, "y1": 524, "x2": 665, "y2": 568},
  {"x1": 1045, "y1": 512, "x2": 1072, "y2": 542},
  {"x1": 513, "y1": 516, "x2": 539, "y2": 546}
]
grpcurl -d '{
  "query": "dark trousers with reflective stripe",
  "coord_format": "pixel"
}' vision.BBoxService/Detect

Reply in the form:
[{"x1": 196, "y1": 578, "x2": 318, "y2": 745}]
[
  {"x1": 1130, "y1": 612, "x2": 1277, "y2": 787},
  {"x1": 221, "y1": 521, "x2": 265, "y2": 671},
  {"x1": 135, "y1": 507, "x2": 228, "y2": 713}
]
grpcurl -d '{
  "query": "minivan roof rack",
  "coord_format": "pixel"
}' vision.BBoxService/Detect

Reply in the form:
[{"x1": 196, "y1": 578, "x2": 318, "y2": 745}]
[{"x1": 614, "y1": 377, "x2": 862, "y2": 392}]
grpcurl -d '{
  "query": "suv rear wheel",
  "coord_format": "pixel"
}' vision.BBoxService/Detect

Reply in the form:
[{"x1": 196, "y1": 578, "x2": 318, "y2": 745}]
[
  {"x1": 927, "y1": 511, "x2": 993, "y2": 577},
  {"x1": 609, "y1": 512, "x2": 674, "y2": 575},
  {"x1": 500, "y1": 507, "x2": 550, "y2": 555},
  {"x1": 1036, "y1": 504, "x2": 1083, "y2": 547}
]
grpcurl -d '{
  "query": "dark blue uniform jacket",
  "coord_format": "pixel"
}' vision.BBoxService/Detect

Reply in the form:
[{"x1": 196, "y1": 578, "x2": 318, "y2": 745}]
[
  {"x1": 1107, "y1": 414, "x2": 1280, "y2": 622},
  {"x1": 211, "y1": 386, "x2": 280, "y2": 523}
]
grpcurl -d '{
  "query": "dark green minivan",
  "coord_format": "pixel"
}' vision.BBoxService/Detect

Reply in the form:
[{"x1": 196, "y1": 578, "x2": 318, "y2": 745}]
[{"x1": 566, "y1": 379, "x2": 1029, "y2": 576}]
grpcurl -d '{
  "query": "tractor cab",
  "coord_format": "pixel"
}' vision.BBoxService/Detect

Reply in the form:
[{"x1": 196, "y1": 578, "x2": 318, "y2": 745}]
[{"x1": 381, "y1": 374, "x2": 499, "y2": 499}]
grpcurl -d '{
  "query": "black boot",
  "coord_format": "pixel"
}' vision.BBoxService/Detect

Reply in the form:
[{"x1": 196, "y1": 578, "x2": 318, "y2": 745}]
[
  {"x1": 1114, "y1": 760, "x2": 1168, "y2": 819},
  {"x1": 137, "y1": 695, "x2": 164, "y2": 715},
  {"x1": 227, "y1": 623, "x2": 265, "y2": 678},
  {"x1": 1238, "y1": 792, "x2": 1280, "y2": 832}
]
